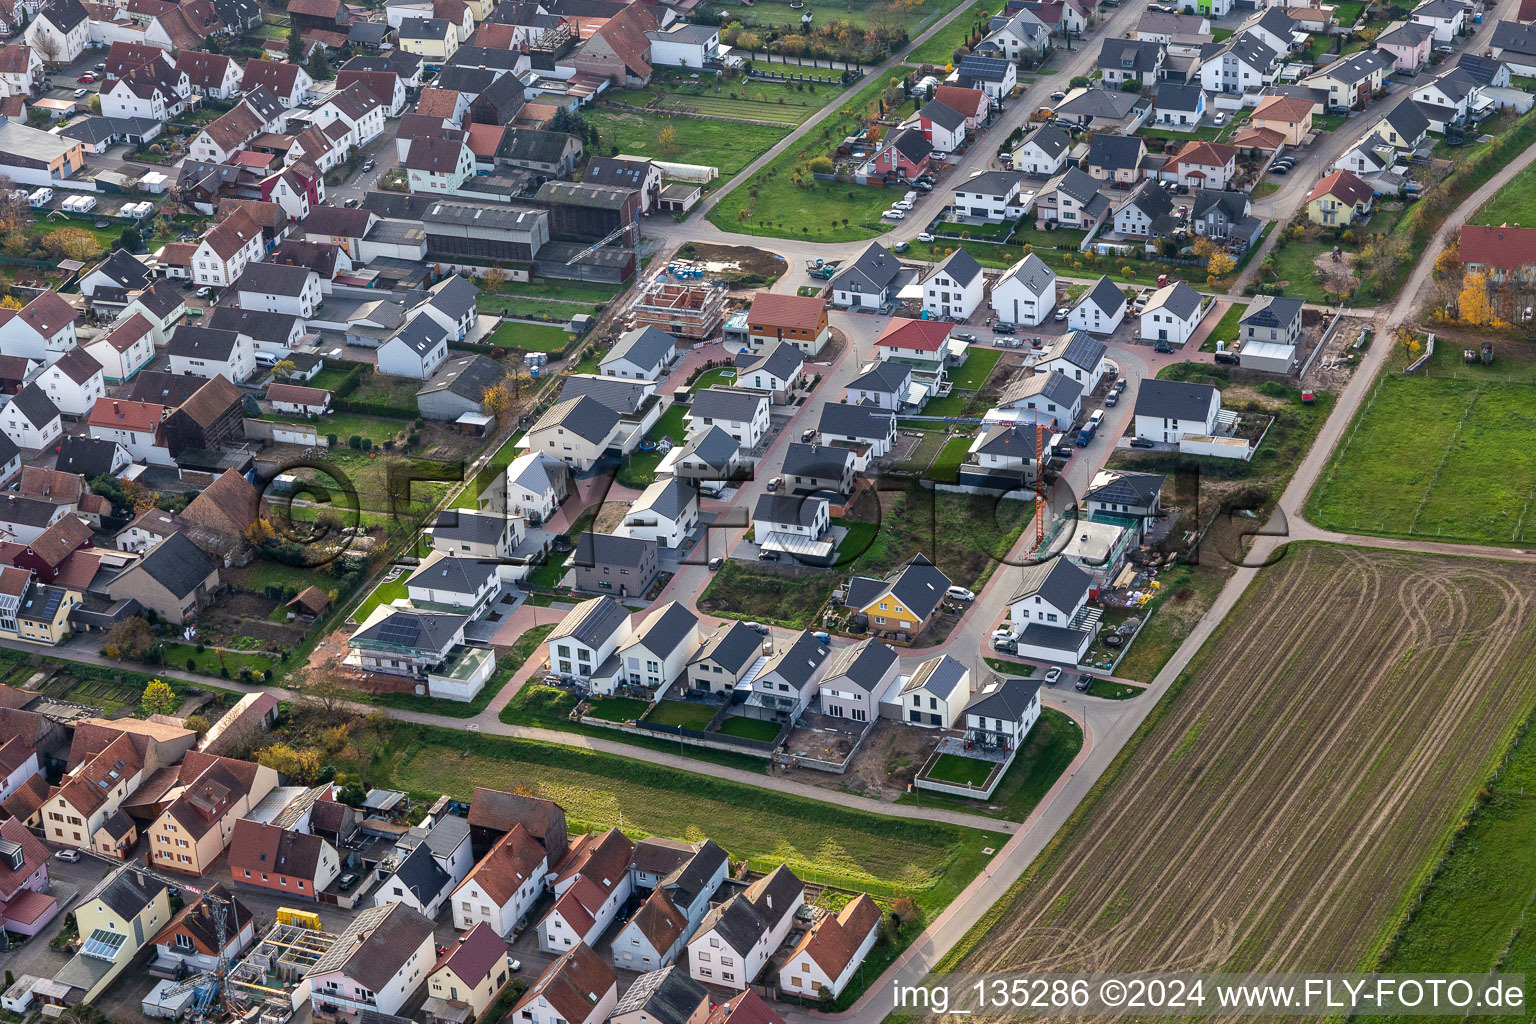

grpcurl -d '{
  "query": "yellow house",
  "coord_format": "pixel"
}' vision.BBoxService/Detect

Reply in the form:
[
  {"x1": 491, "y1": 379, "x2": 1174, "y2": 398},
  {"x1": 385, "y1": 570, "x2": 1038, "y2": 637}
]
[
  {"x1": 1305, "y1": 169, "x2": 1375, "y2": 227},
  {"x1": 426, "y1": 922, "x2": 512, "y2": 1024},
  {"x1": 1249, "y1": 95, "x2": 1314, "y2": 147},
  {"x1": 463, "y1": 0, "x2": 496, "y2": 21},
  {"x1": 15, "y1": 584, "x2": 81, "y2": 645},
  {"x1": 56, "y1": 865, "x2": 172, "y2": 1002},
  {"x1": 147, "y1": 754, "x2": 278, "y2": 876},
  {"x1": 398, "y1": 18, "x2": 461, "y2": 62},
  {"x1": 842, "y1": 554, "x2": 952, "y2": 642}
]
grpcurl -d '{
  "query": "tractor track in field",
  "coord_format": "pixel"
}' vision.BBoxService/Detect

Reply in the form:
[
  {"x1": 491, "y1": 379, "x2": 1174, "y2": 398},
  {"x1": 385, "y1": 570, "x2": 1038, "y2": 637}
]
[{"x1": 960, "y1": 547, "x2": 1536, "y2": 1018}]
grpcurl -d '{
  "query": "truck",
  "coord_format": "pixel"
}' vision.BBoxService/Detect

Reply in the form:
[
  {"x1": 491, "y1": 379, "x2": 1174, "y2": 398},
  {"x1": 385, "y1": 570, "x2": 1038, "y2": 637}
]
[
  {"x1": 1076, "y1": 409, "x2": 1105, "y2": 446},
  {"x1": 805, "y1": 258, "x2": 838, "y2": 280}
]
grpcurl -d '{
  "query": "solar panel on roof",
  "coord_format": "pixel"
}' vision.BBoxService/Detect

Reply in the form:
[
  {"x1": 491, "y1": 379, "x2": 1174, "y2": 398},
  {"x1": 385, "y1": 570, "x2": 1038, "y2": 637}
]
[{"x1": 82, "y1": 929, "x2": 128, "y2": 961}]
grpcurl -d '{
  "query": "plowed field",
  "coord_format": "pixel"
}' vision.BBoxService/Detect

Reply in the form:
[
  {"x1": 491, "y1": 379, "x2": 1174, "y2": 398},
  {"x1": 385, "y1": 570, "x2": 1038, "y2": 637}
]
[{"x1": 957, "y1": 545, "x2": 1536, "y2": 991}]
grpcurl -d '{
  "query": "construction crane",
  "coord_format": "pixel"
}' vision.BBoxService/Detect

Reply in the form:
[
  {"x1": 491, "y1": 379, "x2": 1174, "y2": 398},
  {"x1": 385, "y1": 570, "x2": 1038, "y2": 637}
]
[
  {"x1": 1033, "y1": 422, "x2": 1047, "y2": 550},
  {"x1": 564, "y1": 222, "x2": 632, "y2": 266},
  {"x1": 76, "y1": 850, "x2": 238, "y2": 1022}
]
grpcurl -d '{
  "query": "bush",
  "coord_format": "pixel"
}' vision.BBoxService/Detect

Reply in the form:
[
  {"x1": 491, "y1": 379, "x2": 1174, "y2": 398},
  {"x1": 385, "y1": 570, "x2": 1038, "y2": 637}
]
[
  {"x1": 349, "y1": 435, "x2": 363, "y2": 450},
  {"x1": 186, "y1": 657, "x2": 197, "y2": 672},
  {"x1": 1119, "y1": 78, "x2": 1143, "y2": 93}
]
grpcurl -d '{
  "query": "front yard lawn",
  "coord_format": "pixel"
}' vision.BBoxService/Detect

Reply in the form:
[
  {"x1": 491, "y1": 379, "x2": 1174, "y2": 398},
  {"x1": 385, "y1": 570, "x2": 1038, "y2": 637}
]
[
  {"x1": 902, "y1": 707, "x2": 1081, "y2": 821},
  {"x1": 716, "y1": 715, "x2": 783, "y2": 741},
  {"x1": 1201, "y1": 300, "x2": 1248, "y2": 352},
  {"x1": 925, "y1": 436, "x2": 973, "y2": 483},
  {"x1": 644, "y1": 699, "x2": 719, "y2": 730},
  {"x1": 583, "y1": 695, "x2": 652, "y2": 721},
  {"x1": 925, "y1": 752, "x2": 995, "y2": 786},
  {"x1": 949, "y1": 348, "x2": 1002, "y2": 390},
  {"x1": 487, "y1": 321, "x2": 572, "y2": 352}
]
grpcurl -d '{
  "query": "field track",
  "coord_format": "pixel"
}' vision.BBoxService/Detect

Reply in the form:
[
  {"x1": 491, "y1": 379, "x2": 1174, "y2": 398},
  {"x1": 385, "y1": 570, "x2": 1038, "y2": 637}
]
[{"x1": 960, "y1": 545, "x2": 1536, "y2": 1008}]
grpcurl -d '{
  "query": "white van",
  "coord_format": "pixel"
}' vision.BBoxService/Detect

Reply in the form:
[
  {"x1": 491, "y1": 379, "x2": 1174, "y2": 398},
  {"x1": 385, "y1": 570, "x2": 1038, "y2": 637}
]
[{"x1": 28, "y1": 188, "x2": 52, "y2": 208}]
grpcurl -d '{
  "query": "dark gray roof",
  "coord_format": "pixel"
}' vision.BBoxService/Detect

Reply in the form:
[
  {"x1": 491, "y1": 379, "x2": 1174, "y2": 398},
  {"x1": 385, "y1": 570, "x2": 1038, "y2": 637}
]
[
  {"x1": 235, "y1": 262, "x2": 316, "y2": 297},
  {"x1": 690, "y1": 387, "x2": 765, "y2": 425},
  {"x1": 1133, "y1": 378, "x2": 1220, "y2": 420},
  {"x1": 974, "y1": 422, "x2": 1040, "y2": 456},
  {"x1": 584, "y1": 156, "x2": 655, "y2": 190},
  {"x1": 1040, "y1": 331, "x2": 1106, "y2": 373},
  {"x1": 963, "y1": 676, "x2": 1041, "y2": 721},
  {"x1": 957, "y1": 54, "x2": 1012, "y2": 80},
  {"x1": 168, "y1": 325, "x2": 242, "y2": 362},
  {"x1": 1001, "y1": 252, "x2": 1055, "y2": 297},
  {"x1": 603, "y1": 326, "x2": 675, "y2": 374},
  {"x1": 689, "y1": 621, "x2": 761, "y2": 675},
  {"x1": 759, "y1": 629, "x2": 830, "y2": 687},
  {"x1": 498, "y1": 128, "x2": 580, "y2": 164},
  {"x1": 819, "y1": 401, "x2": 894, "y2": 441},
  {"x1": 208, "y1": 306, "x2": 299, "y2": 345},
  {"x1": 1087, "y1": 470, "x2": 1165, "y2": 508},
  {"x1": 737, "y1": 341, "x2": 803, "y2": 383},
  {"x1": 1098, "y1": 37, "x2": 1163, "y2": 73},
  {"x1": 1053, "y1": 166, "x2": 1103, "y2": 206},
  {"x1": 1079, "y1": 275, "x2": 1127, "y2": 317},
  {"x1": 398, "y1": 16, "x2": 453, "y2": 38},
  {"x1": 847, "y1": 360, "x2": 910, "y2": 395},
  {"x1": 1377, "y1": 20, "x2": 1434, "y2": 46},
  {"x1": 1009, "y1": 555, "x2": 1092, "y2": 608},
  {"x1": 508, "y1": 452, "x2": 569, "y2": 495},
  {"x1": 6, "y1": 383, "x2": 58, "y2": 431},
  {"x1": 1313, "y1": 48, "x2": 1392, "y2": 84},
  {"x1": 820, "y1": 637, "x2": 898, "y2": 693},
  {"x1": 393, "y1": 841, "x2": 452, "y2": 906},
  {"x1": 574, "y1": 531, "x2": 655, "y2": 571},
  {"x1": 1455, "y1": 52, "x2": 1506, "y2": 84},
  {"x1": 352, "y1": 607, "x2": 468, "y2": 653},
  {"x1": 698, "y1": 892, "x2": 769, "y2": 956},
  {"x1": 89, "y1": 866, "x2": 168, "y2": 922},
  {"x1": 389, "y1": 317, "x2": 445, "y2": 358},
  {"x1": 842, "y1": 554, "x2": 951, "y2": 622},
  {"x1": 0, "y1": 494, "x2": 62, "y2": 528},
  {"x1": 781, "y1": 442, "x2": 852, "y2": 479},
  {"x1": 753, "y1": 493, "x2": 825, "y2": 529},
  {"x1": 1241, "y1": 293, "x2": 1304, "y2": 329},
  {"x1": 1217, "y1": 31, "x2": 1279, "y2": 70},
  {"x1": 630, "y1": 476, "x2": 696, "y2": 523},
  {"x1": 412, "y1": 550, "x2": 496, "y2": 597},
  {"x1": 661, "y1": 839, "x2": 727, "y2": 909},
  {"x1": 955, "y1": 169, "x2": 1022, "y2": 198},
  {"x1": 1490, "y1": 18, "x2": 1536, "y2": 55},
  {"x1": 884, "y1": 126, "x2": 932, "y2": 165},
  {"x1": 901, "y1": 654, "x2": 968, "y2": 700},
  {"x1": 1087, "y1": 133, "x2": 1144, "y2": 173},
  {"x1": 1023, "y1": 124, "x2": 1071, "y2": 158},
  {"x1": 1414, "y1": 0, "x2": 1467, "y2": 18},
  {"x1": 135, "y1": 532, "x2": 217, "y2": 599},
  {"x1": 676, "y1": 426, "x2": 738, "y2": 470},
  {"x1": 89, "y1": 249, "x2": 154, "y2": 292},
  {"x1": 557, "y1": 375, "x2": 650, "y2": 416},
  {"x1": 425, "y1": 275, "x2": 479, "y2": 321},
  {"x1": 56, "y1": 435, "x2": 121, "y2": 477},
  {"x1": 919, "y1": 98, "x2": 967, "y2": 131},
  {"x1": 1145, "y1": 280, "x2": 1203, "y2": 320},
  {"x1": 0, "y1": 432, "x2": 16, "y2": 469},
  {"x1": 430, "y1": 509, "x2": 508, "y2": 547},
  {"x1": 611, "y1": 967, "x2": 708, "y2": 1024},
  {"x1": 933, "y1": 248, "x2": 982, "y2": 288},
  {"x1": 1156, "y1": 82, "x2": 1205, "y2": 112},
  {"x1": 624, "y1": 601, "x2": 697, "y2": 661},
  {"x1": 550, "y1": 595, "x2": 629, "y2": 647},
  {"x1": 417, "y1": 353, "x2": 507, "y2": 404},
  {"x1": 831, "y1": 242, "x2": 903, "y2": 296},
  {"x1": 1192, "y1": 188, "x2": 1249, "y2": 221},
  {"x1": 1246, "y1": 6, "x2": 1296, "y2": 37},
  {"x1": 1055, "y1": 88, "x2": 1143, "y2": 120},
  {"x1": 531, "y1": 394, "x2": 620, "y2": 445}
]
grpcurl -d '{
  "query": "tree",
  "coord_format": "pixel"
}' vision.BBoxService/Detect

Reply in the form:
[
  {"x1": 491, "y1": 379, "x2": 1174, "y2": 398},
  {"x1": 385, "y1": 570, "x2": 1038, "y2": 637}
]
[
  {"x1": 1191, "y1": 236, "x2": 1216, "y2": 261},
  {"x1": 105, "y1": 616, "x2": 154, "y2": 661},
  {"x1": 307, "y1": 46, "x2": 332, "y2": 81},
  {"x1": 270, "y1": 358, "x2": 297, "y2": 379},
  {"x1": 1392, "y1": 324, "x2": 1420, "y2": 354},
  {"x1": 183, "y1": 713, "x2": 211, "y2": 735},
  {"x1": 299, "y1": 676, "x2": 352, "y2": 722},
  {"x1": 0, "y1": 295, "x2": 20, "y2": 310},
  {"x1": 118, "y1": 226, "x2": 142, "y2": 252},
  {"x1": 257, "y1": 742, "x2": 324, "y2": 783},
  {"x1": 482, "y1": 381, "x2": 512, "y2": 423},
  {"x1": 244, "y1": 517, "x2": 275, "y2": 546},
  {"x1": 482, "y1": 267, "x2": 507, "y2": 290},
  {"x1": 287, "y1": 26, "x2": 304, "y2": 63},
  {"x1": 657, "y1": 124, "x2": 679, "y2": 155},
  {"x1": 1207, "y1": 252, "x2": 1236, "y2": 278},
  {"x1": 1459, "y1": 270, "x2": 1497, "y2": 326},
  {"x1": 40, "y1": 227, "x2": 100, "y2": 262},
  {"x1": 1434, "y1": 243, "x2": 1461, "y2": 278},
  {"x1": 141, "y1": 679, "x2": 179, "y2": 717},
  {"x1": 550, "y1": 107, "x2": 590, "y2": 140},
  {"x1": 87, "y1": 94, "x2": 100, "y2": 115}
]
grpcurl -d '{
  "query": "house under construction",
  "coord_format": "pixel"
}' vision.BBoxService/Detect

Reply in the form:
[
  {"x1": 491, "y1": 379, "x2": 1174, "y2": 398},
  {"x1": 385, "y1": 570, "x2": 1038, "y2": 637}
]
[
  {"x1": 630, "y1": 280, "x2": 726, "y2": 340},
  {"x1": 226, "y1": 913, "x2": 341, "y2": 1024}
]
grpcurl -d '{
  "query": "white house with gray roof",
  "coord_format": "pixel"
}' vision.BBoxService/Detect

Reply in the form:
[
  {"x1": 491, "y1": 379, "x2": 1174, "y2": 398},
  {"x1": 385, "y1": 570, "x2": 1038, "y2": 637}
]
[
  {"x1": 967, "y1": 422, "x2": 1044, "y2": 474},
  {"x1": 951, "y1": 170, "x2": 1028, "y2": 223},
  {"x1": 831, "y1": 243, "x2": 905, "y2": 310},
  {"x1": 1237, "y1": 294, "x2": 1304, "y2": 373},
  {"x1": 753, "y1": 494, "x2": 831, "y2": 559},
  {"x1": 685, "y1": 866, "x2": 802, "y2": 991},
  {"x1": 1012, "y1": 125, "x2": 1071, "y2": 178},
  {"x1": 1098, "y1": 38, "x2": 1166, "y2": 86},
  {"x1": 601, "y1": 327, "x2": 678, "y2": 382},
  {"x1": 781, "y1": 442, "x2": 855, "y2": 496},
  {"x1": 618, "y1": 477, "x2": 699, "y2": 548},
  {"x1": 818, "y1": 639, "x2": 900, "y2": 723},
  {"x1": 922, "y1": 249, "x2": 985, "y2": 321},
  {"x1": 1085, "y1": 469, "x2": 1165, "y2": 538},
  {"x1": 615, "y1": 602, "x2": 699, "y2": 691},
  {"x1": 962, "y1": 676, "x2": 1042, "y2": 751},
  {"x1": 427, "y1": 509, "x2": 522, "y2": 561},
  {"x1": 1133, "y1": 379, "x2": 1222, "y2": 444},
  {"x1": 661, "y1": 427, "x2": 744, "y2": 482},
  {"x1": 490, "y1": 451, "x2": 572, "y2": 523},
  {"x1": 1199, "y1": 32, "x2": 1279, "y2": 95},
  {"x1": 407, "y1": 550, "x2": 501, "y2": 617},
  {"x1": 524, "y1": 395, "x2": 622, "y2": 472},
  {"x1": 818, "y1": 402, "x2": 896, "y2": 458},
  {"x1": 687, "y1": 622, "x2": 764, "y2": 695},
  {"x1": 750, "y1": 630, "x2": 830, "y2": 714},
  {"x1": 994, "y1": 369, "x2": 1082, "y2": 428},
  {"x1": 734, "y1": 342, "x2": 804, "y2": 404},
  {"x1": 1034, "y1": 331, "x2": 1109, "y2": 391},
  {"x1": 378, "y1": 317, "x2": 450, "y2": 380},
  {"x1": 844, "y1": 360, "x2": 912, "y2": 411},
  {"x1": 1006, "y1": 557, "x2": 1095, "y2": 662},
  {"x1": 1034, "y1": 166, "x2": 1111, "y2": 229},
  {"x1": 990, "y1": 253, "x2": 1056, "y2": 327},
  {"x1": 685, "y1": 388, "x2": 770, "y2": 449},
  {"x1": 894, "y1": 654, "x2": 971, "y2": 728},
  {"x1": 1139, "y1": 281, "x2": 1207, "y2": 347},
  {"x1": 348, "y1": 606, "x2": 470, "y2": 679},
  {"x1": 1069, "y1": 276, "x2": 1127, "y2": 336},
  {"x1": 547, "y1": 596, "x2": 632, "y2": 682}
]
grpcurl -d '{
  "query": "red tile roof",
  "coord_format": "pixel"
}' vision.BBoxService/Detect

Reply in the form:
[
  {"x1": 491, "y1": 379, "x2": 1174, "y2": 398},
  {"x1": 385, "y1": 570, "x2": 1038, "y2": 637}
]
[
  {"x1": 1306, "y1": 168, "x2": 1373, "y2": 207},
  {"x1": 1459, "y1": 223, "x2": 1536, "y2": 271},
  {"x1": 875, "y1": 317, "x2": 952, "y2": 352},
  {"x1": 747, "y1": 291, "x2": 826, "y2": 333},
  {"x1": 89, "y1": 397, "x2": 165, "y2": 434}
]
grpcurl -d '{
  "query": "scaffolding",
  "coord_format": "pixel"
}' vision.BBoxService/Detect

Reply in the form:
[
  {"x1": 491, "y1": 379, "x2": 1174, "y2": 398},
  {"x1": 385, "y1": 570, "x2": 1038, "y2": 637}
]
[
  {"x1": 226, "y1": 921, "x2": 340, "y2": 1015},
  {"x1": 629, "y1": 279, "x2": 727, "y2": 340}
]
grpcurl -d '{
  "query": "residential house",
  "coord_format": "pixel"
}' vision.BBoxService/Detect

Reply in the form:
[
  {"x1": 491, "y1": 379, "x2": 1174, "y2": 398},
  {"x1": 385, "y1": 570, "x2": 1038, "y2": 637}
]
[
  {"x1": 830, "y1": 242, "x2": 904, "y2": 310},
  {"x1": 1, "y1": 385, "x2": 61, "y2": 452},
  {"x1": 186, "y1": 209, "x2": 266, "y2": 288},
  {"x1": 166, "y1": 326, "x2": 256, "y2": 385},
  {"x1": 1084, "y1": 468, "x2": 1166, "y2": 535},
  {"x1": 1136, "y1": 10, "x2": 1213, "y2": 49},
  {"x1": 405, "y1": 133, "x2": 476, "y2": 194},
  {"x1": 781, "y1": 442, "x2": 855, "y2": 496},
  {"x1": 953, "y1": 54, "x2": 1016, "y2": 104},
  {"x1": 0, "y1": 816, "x2": 57, "y2": 937},
  {"x1": 415, "y1": 353, "x2": 507, "y2": 423},
  {"x1": 84, "y1": 315, "x2": 156, "y2": 384},
  {"x1": 862, "y1": 126, "x2": 932, "y2": 180},
  {"x1": 87, "y1": 398, "x2": 170, "y2": 466},
  {"x1": 735, "y1": 342, "x2": 805, "y2": 403},
  {"x1": 1012, "y1": 124, "x2": 1071, "y2": 177},
  {"x1": 1164, "y1": 140, "x2": 1238, "y2": 189},
  {"x1": 685, "y1": 866, "x2": 803, "y2": 991},
  {"x1": 1112, "y1": 179, "x2": 1176, "y2": 238},
  {"x1": 923, "y1": 249, "x2": 985, "y2": 321},
  {"x1": 1034, "y1": 331, "x2": 1109, "y2": 391},
  {"x1": 752, "y1": 493, "x2": 831, "y2": 560},
  {"x1": 966, "y1": 420, "x2": 1043, "y2": 475},
  {"x1": 1132, "y1": 378, "x2": 1221, "y2": 443},
  {"x1": 1006, "y1": 556, "x2": 1094, "y2": 655},
  {"x1": 1376, "y1": 20, "x2": 1435, "y2": 72},
  {"x1": 1087, "y1": 133, "x2": 1148, "y2": 185},
  {"x1": 685, "y1": 622, "x2": 764, "y2": 695},
  {"x1": 745, "y1": 630, "x2": 829, "y2": 714},
  {"x1": 377, "y1": 319, "x2": 450, "y2": 379},
  {"x1": 1239, "y1": 293, "x2": 1304, "y2": 347},
  {"x1": 572, "y1": 531, "x2": 658, "y2": 599},
  {"x1": 686, "y1": 388, "x2": 770, "y2": 449},
  {"x1": 893, "y1": 654, "x2": 971, "y2": 729},
  {"x1": 961, "y1": 676, "x2": 1043, "y2": 751},
  {"x1": 242, "y1": 58, "x2": 314, "y2": 108},
  {"x1": 406, "y1": 550, "x2": 500, "y2": 617},
  {"x1": 80, "y1": 250, "x2": 154, "y2": 311},
  {"x1": 1098, "y1": 37, "x2": 1165, "y2": 86},
  {"x1": 233, "y1": 263, "x2": 323, "y2": 320},
  {"x1": 425, "y1": 923, "x2": 513, "y2": 1024},
  {"x1": 308, "y1": 903, "x2": 438, "y2": 1018},
  {"x1": 373, "y1": 840, "x2": 456, "y2": 919},
  {"x1": 1033, "y1": 166, "x2": 1110, "y2": 229},
  {"x1": 600, "y1": 326, "x2": 676, "y2": 381},
  {"x1": 26, "y1": 0, "x2": 90, "y2": 65},
  {"x1": 452, "y1": 823, "x2": 548, "y2": 936},
  {"x1": 978, "y1": 8, "x2": 1051, "y2": 60},
  {"x1": 951, "y1": 170, "x2": 1027, "y2": 222},
  {"x1": 933, "y1": 85, "x2": 990, "y2": 129},
  {"x1": 612, "y1": 966, "x2": 708, "y2": 1022},
  {"x1": 1251, "y1": 94, "x2": 1314, "y2": 144},
  {"x1": 510, "y1": 945, "x2": 617, "y2": 1024},
  {"x1": 918, "y1": 98, "x2": 968, "y2": 153},
  {"x1": 1412, "y1": 0, "x2": 1467, "y2": 41},
  {"x1": 1490, "y1": 20, "x2": 1536, "y2": 76},
  {"x1": 842, "y1": 555, "x2": 952, "y2": 644},
  {"x1": 1154, "y1": 82, "x2": 1207, "y2": 126},
  {"x1": 585, "y1": 157, "x2": 662, "y2": 213},
  {"x1": 538, "y1": 828, "x2": 634, "y2": 953},
  {"x1": 664, "y1": 427, "x2": 745, "y2": 483},
  {"x1": 0, "y1": 292, "x2": 78, "y2": 363},
  {"x1": 745, "y1": 292, "x2": 829, "y2": 355},
  {"x1": 613, "y1": 601, "x2": 698, "y2": 691},
  {"x1": 844, "y1": 360, "x2": 912, "y2": 411},
  {"x1": 1459, "y1": 223, "x2": 1536, "y2": 281},
  {"x1": 147, "y1": 754, "x2": 277, "y2": 876},
  {"x1": 818, "y1": 402, "x2": 895, "y2": 458},
  {"x1": 104, "y1": 532, "x2": 219, "y2": 624},
  {"x1": 1410, "y1": 65, "x2": 1489, "y2": 133},
  {"x1": 994, "y1": 370, "x2": 1083, "y2": 427},
  {"x1": 1305, "y1": 168, "x2": 1374, "y2": 225},
  {"x1": 991, "y1": 252, "x2": 1056, "y2": 327},
  {"x1": 1191, "y1": 189, "x2": 1261, "y2": 244},
  {"x1": 777, "y1": 895, "x2": 881, "y2": 999},
  {"x1": 1306, "y1": 49, "x2": 1392, "y2": 110},
  {"x1": 175, "y1": 50, "x2": 243, "y2": 99},
  {"x1": 618, "y1": 478, "x2": 699, "y2": 549},
  {"x1": 1370, "y1": 97, "x2": 1430, "y2": 150},
  {"x1": 497, "y1": 451, "x2": 571, "y2": 524},
  {"x1": 1139, "y1": 281, "x2": 1207, "y2": 346},
  {"x1": 53, "y1": 867, "x2": 169, "y2": 1002},
  {"x1": 1198, "y1": 32, "x2": 1277, "y2": 95},
  {"x1": 347, "y1": 606, "x2": 468, "y2": 679},
  {"x1": 1068, "y1": 276, "x2": 1128, "y2": 335},
  {"x1": 267, "y1": 382, "x2": 331, "y2": 416},
  {"x1": 522, "y1": 394, "x2": 620, "y2": 472}
]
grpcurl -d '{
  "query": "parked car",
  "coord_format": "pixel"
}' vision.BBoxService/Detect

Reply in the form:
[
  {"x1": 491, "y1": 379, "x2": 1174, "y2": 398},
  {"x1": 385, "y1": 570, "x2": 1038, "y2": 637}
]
[
  {"x1": 992, "y1": 637, "x2": 1017, "y2": 652},
  {"x1": 75, "y1": 73, "x2": 94, "y2": 83},
  {"x1": 1154, "y1": 340, "x2": 1175, "y2": 353},
  {"x1": 1271, "y1": 164, "x2": 1289, "y2": 175},
  {"x1": 195, "y1": 286, "x2": 212, "y2": 298},
  {"x1": 913, "y1": 181, "x2": 933, "y2": 192},
  {"x1": 812, "y1": 631, "x2": 831, "y2": 643},
  {"x1": 362, "y1": 160, "x2": 376, "y2": 171},
  {"x1": 1054, "y1": 307, "x2": 1070, "y2": 321},
  {"x1": 758, "y1": 549, "x2": 781, "y2": 561},
  {"x1": 55, "y1": 849, "x2": 81, "y2": 862},
  {"x1": 993, "y1": 322, "x2": 1016, "y2": 334},
  {"x1": 1115, "y1": 378, "x2": 1128, "y2": 392},
  {"x1": 1074, "y1": 672, "x2": 1093, "y2": 692},
  {"x1": 991, "y1": 627, "x2": 1015, "y2": 642},
  {"x1": 1050, "y1": 90, "x2": 1066, "y2": 101},
  {"x1": 893, "y1": 240, "x2": 910, "y2": 253},
  {"x1": 1044, "y1": 666, "x2": 1063, "y2": 685},
  {"x1": 338, "y1": 873, "x2": 359, "y2": 891},
  {"x1": 1130, "y1": 437, "x2": 1156, "y2": 448},
  {"x1": 93, "y1": 62, "x2": 106, "y2": 71},
  {"x1": 1104, "y1": 392, "x2": 1118, "y2": 407},
  {"x1": 947, "y1": 585, "x2": 975, "y2": 601},
  {"x1": 746, "y1": 621, "x2": 770, "y2": 634},
  {"x1": 917, "y1": 232, "x2": 935, "y2": 242},
  {"x1": 72, "y1": 88, "x2": 88, "y2": 98},
  {"x1": 1213, "y1": 113, "x2": 1226, "y2": 126},
  {"x1": 708, "y1": 557, "x2": 723, "y2": 570},
  {"x1": 881, "y1": 209, "x2": 905, "y2": 220},
  {"x1": 956, "y1": 331, "x2": 977, "y2": 342},
  {"x1": 506, "y1": 957, "x2": 522, "y2": 973}
]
